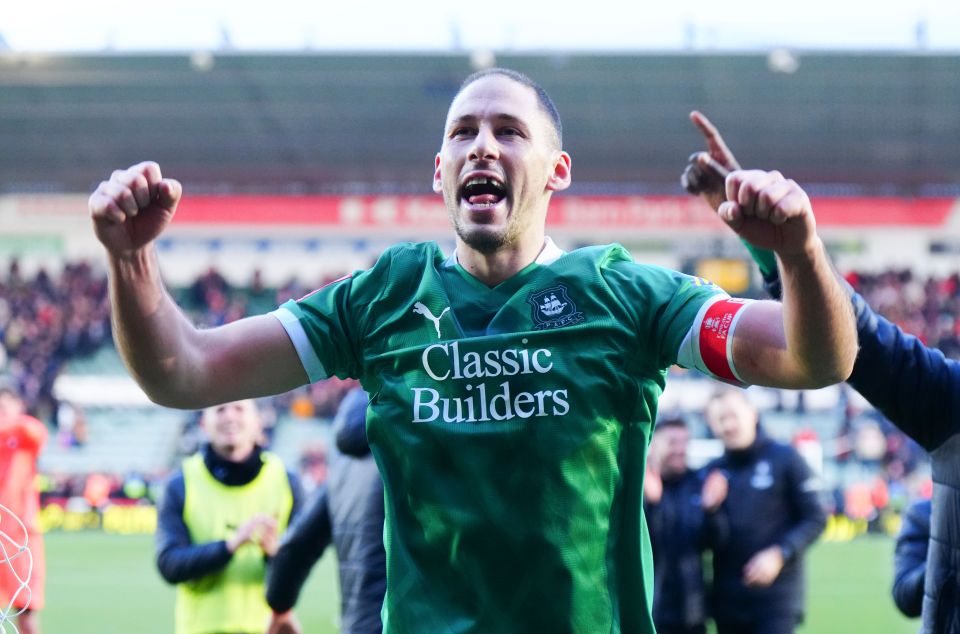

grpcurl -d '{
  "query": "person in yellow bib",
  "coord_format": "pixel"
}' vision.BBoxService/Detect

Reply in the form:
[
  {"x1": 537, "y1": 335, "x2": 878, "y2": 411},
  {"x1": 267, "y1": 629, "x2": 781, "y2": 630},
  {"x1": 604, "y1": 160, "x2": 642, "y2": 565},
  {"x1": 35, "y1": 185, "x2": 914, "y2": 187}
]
[{"x1": 155, "y1": 399, "x2": 302, "y2": 634}]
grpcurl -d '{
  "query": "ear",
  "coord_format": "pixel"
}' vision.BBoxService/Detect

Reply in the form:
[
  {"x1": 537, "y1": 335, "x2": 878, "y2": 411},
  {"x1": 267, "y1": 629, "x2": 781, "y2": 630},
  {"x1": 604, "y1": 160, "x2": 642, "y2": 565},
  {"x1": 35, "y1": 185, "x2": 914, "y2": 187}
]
[
  {"x1": 546, "y1": 151, "x2": 572, "y2": 192},
  {"x1": 433, "y1": 154, "x2": 443, "y2": 194}
]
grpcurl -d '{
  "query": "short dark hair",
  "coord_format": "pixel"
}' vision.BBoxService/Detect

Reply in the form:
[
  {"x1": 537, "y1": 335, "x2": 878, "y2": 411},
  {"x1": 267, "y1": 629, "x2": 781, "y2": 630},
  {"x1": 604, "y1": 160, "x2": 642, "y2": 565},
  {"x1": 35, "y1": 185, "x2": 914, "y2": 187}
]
[
  {"x1": 457, "y1": 68, "x2": 563, "y2": 147},
  {"x1": 655, "y1": 416, "x2": 688, "y2": 432}
]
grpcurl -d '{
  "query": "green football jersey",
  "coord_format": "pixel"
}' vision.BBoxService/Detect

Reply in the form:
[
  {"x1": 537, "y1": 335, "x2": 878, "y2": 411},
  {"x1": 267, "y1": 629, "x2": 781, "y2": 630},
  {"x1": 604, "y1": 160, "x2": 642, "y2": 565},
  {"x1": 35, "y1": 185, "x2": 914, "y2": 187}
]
[{"x1": 272, "y1": 239, "x2": 726, "y2": 633}]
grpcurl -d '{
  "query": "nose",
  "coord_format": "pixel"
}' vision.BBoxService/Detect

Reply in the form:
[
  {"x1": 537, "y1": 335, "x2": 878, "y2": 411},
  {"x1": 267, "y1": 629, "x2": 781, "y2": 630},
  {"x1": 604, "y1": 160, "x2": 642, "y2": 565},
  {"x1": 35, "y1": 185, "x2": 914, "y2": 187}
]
[{"x1": 468, "y1": 125, "x2": 499, "y2": 162}]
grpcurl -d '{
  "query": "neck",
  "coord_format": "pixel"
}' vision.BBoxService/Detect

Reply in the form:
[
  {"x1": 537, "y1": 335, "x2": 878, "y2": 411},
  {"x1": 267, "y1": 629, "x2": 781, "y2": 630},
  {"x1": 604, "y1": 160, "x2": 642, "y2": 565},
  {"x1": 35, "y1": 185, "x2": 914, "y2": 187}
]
[
  {"x1": 213, "y1": 444, "x2": 254, "y2": 463},
  {"x1": 456, "y1": 230, "x2": 547, "y2": 287}
]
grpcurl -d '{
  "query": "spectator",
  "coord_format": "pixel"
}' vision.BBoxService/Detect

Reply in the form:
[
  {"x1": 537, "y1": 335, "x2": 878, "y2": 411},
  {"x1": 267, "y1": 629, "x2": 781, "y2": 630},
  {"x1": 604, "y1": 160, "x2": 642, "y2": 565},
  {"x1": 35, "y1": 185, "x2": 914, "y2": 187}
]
[
  {"x1": 703, "y1": 388, "x2": 826, "y2": 634},
  {"x1": 267, "y1": 385, "x2": 386, "y2": 634},
  {"x1": 0, "y1": 378, "x2": 49, "y2": 634},
  {"x1": 644, "y1": 417, "x2": 719, "y2": 634},
  {"x1": 155, "y1": 400, "x2": 302, "y2": 634}
]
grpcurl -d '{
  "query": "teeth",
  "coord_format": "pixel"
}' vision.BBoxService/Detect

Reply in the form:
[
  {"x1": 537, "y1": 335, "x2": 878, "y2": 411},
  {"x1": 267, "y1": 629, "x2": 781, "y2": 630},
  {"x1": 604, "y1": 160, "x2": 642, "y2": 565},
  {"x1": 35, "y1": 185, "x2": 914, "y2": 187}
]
[{"x1": 464, "y1": 177, "x2": 504, "y2": 190}]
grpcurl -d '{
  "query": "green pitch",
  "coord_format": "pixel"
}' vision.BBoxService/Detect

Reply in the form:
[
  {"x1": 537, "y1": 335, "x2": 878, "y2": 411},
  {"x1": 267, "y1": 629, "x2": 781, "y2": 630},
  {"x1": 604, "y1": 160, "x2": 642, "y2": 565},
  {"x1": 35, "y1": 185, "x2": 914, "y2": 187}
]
[
  {"x1": 37, "y1": 532, "x2": 915, "y2": 633},
  {"x1": 42, "y1": 531, "x2": 340, "y2": 634}
]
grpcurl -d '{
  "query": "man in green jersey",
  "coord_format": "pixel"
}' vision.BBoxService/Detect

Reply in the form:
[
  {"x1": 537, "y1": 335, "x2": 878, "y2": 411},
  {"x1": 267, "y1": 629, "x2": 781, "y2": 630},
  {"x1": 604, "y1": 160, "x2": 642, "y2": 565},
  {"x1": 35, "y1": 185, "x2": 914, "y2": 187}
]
[{"x1": 88, "y1": 68, "x2": 857, "y2": 633}]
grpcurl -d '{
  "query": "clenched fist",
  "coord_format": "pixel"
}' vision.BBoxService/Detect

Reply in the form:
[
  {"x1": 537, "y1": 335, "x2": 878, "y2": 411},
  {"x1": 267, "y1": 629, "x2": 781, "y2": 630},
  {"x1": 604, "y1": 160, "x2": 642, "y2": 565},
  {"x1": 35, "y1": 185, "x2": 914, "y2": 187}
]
[{"x1": 89, "y1": 161, "x2": 182, "y2": 259}]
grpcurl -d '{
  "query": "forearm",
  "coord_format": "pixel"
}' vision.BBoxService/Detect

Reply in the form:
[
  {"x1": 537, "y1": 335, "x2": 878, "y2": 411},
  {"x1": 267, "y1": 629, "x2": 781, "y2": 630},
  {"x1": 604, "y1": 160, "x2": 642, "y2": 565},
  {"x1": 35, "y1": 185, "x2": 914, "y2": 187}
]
[
  {"x1": 266, "y1": 488, "x2": 332, "y2": 612},
  {"x1": 777, "y1": 238, "x2": 857, "y2": 387},
  {"x1": 109, "y1": 247, "x2": 204, "y2": 408},
  {"x1": 780, "y1": 514, "x2": 826, "y2": 562},
  {"x1": 109, "y1": 247, "x2": 308, "y2": 409},
  {"x1": 157, "y1": 541, "x2": 233, "y2": 584}
]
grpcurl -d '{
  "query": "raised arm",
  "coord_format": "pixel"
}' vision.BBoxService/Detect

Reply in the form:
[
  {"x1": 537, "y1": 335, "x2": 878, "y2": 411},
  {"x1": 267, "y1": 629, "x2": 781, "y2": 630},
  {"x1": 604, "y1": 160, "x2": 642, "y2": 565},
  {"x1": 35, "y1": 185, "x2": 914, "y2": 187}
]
[
  {"x1": 89, "y1": 162, "x2": 308, "y2": 409},
  {"x1": 683, "y1": 114, "x2": 857, "y2": 389},
  {"x1": 684, "y1": 116, "x2": 960, "y2": 449}
]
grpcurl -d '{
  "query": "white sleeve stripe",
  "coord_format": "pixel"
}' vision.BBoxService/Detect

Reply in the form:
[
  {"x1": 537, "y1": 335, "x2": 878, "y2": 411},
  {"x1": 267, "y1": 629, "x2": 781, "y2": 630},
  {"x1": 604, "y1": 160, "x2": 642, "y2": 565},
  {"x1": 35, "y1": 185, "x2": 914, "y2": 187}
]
[
  {"x1": 676, "y1": 294, "x2": 728, "y2": 370},
  {"x1": 725, "y1": 300, "x2": 750, "y2": 384},
  {"x1": 270, "y1": 306, "x2": 327, "y2": 383}
]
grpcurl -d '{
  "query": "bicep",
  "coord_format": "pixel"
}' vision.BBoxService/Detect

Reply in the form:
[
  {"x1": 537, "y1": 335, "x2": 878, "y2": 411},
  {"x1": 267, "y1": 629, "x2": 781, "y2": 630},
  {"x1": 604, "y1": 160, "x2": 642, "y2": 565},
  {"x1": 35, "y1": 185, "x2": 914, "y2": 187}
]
[
  {"x1": 731, "y1": 300, "x2": 809, "y2": 389},
  {"x1": 182, "y1": 314, "x2": 310, "y2": 408}
]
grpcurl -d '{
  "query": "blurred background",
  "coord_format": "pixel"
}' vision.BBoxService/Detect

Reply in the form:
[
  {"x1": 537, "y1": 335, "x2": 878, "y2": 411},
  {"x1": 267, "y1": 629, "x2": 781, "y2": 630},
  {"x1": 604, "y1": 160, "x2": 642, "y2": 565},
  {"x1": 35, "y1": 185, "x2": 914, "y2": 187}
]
[{"x1": 1, "y1": 1, "x2": 959, "y2": 632}]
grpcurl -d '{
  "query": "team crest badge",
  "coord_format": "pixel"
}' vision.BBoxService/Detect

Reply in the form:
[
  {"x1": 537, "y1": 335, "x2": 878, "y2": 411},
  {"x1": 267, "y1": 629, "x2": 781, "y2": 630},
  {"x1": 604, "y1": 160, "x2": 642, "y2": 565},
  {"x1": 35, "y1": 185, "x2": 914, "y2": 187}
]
[
  {"x1": 750, "y1": 461, "x2": 774, "y2": 490},
  {"x1": 528, "y1": 285, "x2": 584, "y2": 330}
]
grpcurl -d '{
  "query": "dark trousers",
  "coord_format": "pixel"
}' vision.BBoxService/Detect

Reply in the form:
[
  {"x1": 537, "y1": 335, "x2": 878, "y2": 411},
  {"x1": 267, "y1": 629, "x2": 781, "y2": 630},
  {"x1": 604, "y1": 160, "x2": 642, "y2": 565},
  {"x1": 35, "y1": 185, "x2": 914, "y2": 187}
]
[{"x1": 715, "y1": 615, "x2": 799, "y2": 634}]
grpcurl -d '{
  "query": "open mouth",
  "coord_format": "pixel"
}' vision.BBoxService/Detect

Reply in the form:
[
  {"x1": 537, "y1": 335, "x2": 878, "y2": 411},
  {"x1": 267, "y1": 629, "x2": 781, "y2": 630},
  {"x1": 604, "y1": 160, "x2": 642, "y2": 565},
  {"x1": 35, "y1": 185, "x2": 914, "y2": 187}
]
[{"x1": 459, "y1": 176, "x2": 507, "y2": 209}]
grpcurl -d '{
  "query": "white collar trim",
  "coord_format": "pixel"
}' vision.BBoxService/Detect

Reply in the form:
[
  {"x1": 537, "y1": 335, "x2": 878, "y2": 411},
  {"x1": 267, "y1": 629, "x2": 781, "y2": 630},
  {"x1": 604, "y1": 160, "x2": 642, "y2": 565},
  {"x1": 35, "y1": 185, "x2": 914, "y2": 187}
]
[{"x1": 443, "y1": 237, "x2": 565, "y2": 268}]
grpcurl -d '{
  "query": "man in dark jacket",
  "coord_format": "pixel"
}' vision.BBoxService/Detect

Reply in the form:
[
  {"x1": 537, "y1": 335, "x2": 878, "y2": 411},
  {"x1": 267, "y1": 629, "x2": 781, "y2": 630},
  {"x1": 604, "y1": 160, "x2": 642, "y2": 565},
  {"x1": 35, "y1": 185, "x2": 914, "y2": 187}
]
[
  {"x1": 703, "y1": 389, "x2": 826, "y2": 634},
  {"x1": 893, "y1": 498, "x2": 932, "y2": 619},
  {"x1": 644, "y1": 417, "x2": 724, "y2": 634},
  {"x1": 265, "y1": 386, "x2": 386, "y2": 634},
  {"x1": 683, "y1": 111, "x2": 960, "y2": 633},
  {"x1": 156, "y1": 399, "x2": 303, "y2": 634}
]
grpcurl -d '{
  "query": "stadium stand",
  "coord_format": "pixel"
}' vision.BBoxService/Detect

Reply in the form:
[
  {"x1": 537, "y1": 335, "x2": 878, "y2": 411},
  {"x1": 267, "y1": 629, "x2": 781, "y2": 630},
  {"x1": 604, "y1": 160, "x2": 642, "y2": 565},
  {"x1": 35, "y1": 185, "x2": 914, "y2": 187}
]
[{"x1": 0, "y1": 53, "x2": 958, "y2": 196}]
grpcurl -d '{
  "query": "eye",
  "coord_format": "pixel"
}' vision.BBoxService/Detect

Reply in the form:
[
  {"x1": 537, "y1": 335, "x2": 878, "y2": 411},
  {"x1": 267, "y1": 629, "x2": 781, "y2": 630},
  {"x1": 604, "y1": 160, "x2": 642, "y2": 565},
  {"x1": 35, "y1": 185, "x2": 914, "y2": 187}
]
[
  {"x1": 499, "y1": 127, "x2": 522, "y2": 137},
  {"x1": 450, "y1": 127, "x2": 475, "y2": 138}
]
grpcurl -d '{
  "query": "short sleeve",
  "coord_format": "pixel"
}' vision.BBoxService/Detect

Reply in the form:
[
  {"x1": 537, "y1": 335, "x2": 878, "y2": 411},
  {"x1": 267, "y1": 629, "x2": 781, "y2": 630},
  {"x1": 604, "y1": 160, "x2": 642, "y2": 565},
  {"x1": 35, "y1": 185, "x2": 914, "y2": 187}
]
[
  {"x1": 653, "y1": 273, "x2": 731, "y2": 366},
  {"x1": 603, "y1": 258, "x2": 728, "y2": 371},
  {"x1": 271, "y1": 274, "x2": 363, "y2": 383}
]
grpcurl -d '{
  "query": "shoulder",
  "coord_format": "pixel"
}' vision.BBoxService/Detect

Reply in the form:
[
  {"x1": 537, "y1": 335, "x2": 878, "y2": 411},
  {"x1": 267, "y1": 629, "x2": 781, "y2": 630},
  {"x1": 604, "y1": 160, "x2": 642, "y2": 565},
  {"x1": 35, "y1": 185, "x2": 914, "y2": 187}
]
[
  {"x1": 762, "y1": 438, "x2": 803, "y2": 463},
  {"x1": 703, "y1": 456, "x2": 727, "y2": 472},
  {"x1": 374, "y1": 241, "x2": 444, "y2": 271},
  {"x1": 160, "y1": 469, "x2": 187, "y2": 505},
  {"x1": 903, "y1": 498, "x2": 932, "y2": 528},
  {"x1": 260, "y1": 450, "x2": 289, "y2": 472},
  {"x1": 593, "y1": 247, "x2": 725, "y2": 300},
  {"x1": 296, "y1": 242, "x2": 441, "y2": 300},
  {"x1": 164, "y1": 466, "x2": 187, "y2": 487},
  {"x1": 350, "y1": 241, "x2": 445, "y2": 298},
  {"x1": 22, "y1": 415, "x2": 47, "y2": 430}
]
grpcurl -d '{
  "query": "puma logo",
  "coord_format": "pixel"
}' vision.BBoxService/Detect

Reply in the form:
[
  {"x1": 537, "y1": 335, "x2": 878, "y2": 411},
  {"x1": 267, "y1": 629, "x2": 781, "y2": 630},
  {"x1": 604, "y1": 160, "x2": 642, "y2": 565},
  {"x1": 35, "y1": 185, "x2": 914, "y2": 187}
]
[{"x1": 412, "y1": 302, "x2": 450, "y2": 339}]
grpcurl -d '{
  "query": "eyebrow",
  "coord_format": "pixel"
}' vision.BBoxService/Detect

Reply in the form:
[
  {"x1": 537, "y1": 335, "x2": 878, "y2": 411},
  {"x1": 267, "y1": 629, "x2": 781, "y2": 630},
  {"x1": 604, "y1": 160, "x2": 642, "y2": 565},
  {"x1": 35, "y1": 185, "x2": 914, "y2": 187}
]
[{"x1": 448, "y1": 113, "x2": 528, "y2": 128}]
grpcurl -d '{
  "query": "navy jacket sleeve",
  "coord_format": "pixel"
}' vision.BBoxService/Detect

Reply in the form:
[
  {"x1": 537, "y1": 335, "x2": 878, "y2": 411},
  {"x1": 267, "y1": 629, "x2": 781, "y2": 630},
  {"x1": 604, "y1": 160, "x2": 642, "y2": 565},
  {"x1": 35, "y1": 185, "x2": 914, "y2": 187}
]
[
  {"x1": 155, "y1": 472, "x2": 234, "y2": 584},
  {"x1": 846, "y1": 291, "x2": 960, "y2": 451},
  {"x1": 266, "y1": 485, "x2": 333, "y2": 613},
  {"x1": 892, "y1": 499, "x2": 931, "y2": 618},
  {"x1": 779, "y1": 449, "x2": 827, "y2": 562},
  {"x1": 286, "y1": 470, "x2": 305, "y2": 523},
  {"x1": 333, "y1": 388, "x2": 371, "y2": 457}
]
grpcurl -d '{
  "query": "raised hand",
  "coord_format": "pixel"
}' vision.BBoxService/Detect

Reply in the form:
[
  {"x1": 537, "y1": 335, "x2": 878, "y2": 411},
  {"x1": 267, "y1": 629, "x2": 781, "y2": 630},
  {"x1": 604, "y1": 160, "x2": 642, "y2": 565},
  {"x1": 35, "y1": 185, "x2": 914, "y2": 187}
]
[
  {"x1": 643, "y1": 468, "x2": 664, "y2": 505},
  {"x1": 88, "y1": 161, "x2": 182, "y2": 259},
  {"x1": 701, "y1": 469, "x2": 729, "y2": 513},
  {"x1": 719, "y1": 169, "x2": 817, "y2": 257},
  {"x1": 681, "y1": 111, "x2": 741, "y2": 210},
  {"x1": 227, "y1": 515, "x2": 266, "y2": 553},
  {"x1": 257, "y1": 515, "x2": 280, "y2": 557}
]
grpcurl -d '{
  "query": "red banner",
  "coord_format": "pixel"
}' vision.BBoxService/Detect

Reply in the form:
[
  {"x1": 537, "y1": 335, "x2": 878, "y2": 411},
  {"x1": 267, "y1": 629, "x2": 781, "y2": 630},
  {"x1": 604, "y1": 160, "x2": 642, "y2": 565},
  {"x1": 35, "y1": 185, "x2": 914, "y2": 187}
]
[{"x1": 172, "y1": 194, "x2": 955, "y2": 229}]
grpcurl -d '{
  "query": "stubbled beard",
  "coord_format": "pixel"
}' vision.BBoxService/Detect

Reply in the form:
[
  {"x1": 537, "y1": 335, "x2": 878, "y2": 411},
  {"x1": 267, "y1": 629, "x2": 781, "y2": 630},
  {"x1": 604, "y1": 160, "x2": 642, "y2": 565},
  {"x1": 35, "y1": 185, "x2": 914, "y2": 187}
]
[
  {"x1": 454, "y1": 222, "x2": 509, "y2": 254},
  {"x1": 446, "y1": 192, "x2": 521, "y2": 254}
]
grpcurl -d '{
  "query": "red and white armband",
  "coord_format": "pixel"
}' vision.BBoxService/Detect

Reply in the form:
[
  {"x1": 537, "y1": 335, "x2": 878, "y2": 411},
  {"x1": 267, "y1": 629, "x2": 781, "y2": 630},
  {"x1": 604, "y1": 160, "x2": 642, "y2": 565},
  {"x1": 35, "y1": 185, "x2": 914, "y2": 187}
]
[{"x1": 676, "y1": 296, "x2": 755, "y2": 386}]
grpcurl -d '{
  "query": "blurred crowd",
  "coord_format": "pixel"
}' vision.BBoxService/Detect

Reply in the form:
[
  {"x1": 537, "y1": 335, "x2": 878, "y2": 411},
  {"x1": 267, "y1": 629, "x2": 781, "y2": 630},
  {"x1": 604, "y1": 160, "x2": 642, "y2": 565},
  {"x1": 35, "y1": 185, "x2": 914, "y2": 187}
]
[
  {"x1": 846, "y1": 269, "x2": 960, "y2": 359},
  {"x1": 0, "y1": 259, "x2": 353, "y2": 423},
  {"x1": 0, "y1": 259, "x2": 111, "y2": 422}
]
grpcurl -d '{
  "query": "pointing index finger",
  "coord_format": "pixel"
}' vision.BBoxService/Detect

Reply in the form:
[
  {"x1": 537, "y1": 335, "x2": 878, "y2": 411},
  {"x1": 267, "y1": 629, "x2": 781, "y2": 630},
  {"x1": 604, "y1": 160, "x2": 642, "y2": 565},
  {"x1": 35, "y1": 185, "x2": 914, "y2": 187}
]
[{"x1": 689, "y1": 110, "x2": 720, "y2": 141}]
